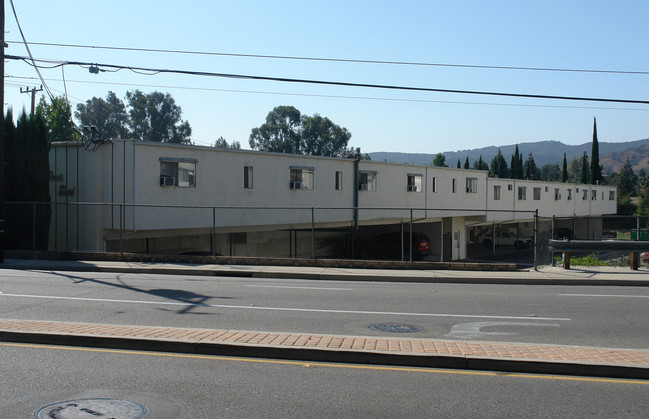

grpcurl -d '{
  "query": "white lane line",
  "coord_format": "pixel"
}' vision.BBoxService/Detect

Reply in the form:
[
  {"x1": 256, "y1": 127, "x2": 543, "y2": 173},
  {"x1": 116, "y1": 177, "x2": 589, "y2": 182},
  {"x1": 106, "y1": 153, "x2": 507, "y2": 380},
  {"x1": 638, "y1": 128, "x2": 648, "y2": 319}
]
[
  {"x1": 245, "y1": 285, "x2": 353, "y2": 291},
  {"x1": 559, "y1": 294, "x2": 649, "y2": 298},
  {"x1": 0, "y1": 293, "x2": 570, "y2": 321}
]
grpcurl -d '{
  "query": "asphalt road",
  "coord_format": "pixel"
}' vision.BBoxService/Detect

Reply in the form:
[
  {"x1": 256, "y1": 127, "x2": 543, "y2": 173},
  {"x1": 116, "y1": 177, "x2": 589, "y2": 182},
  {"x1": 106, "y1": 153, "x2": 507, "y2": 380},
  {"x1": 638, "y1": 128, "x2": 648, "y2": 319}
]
[
  {"x1": 2, "y1": 342, "x2": 648, "y2": 418},
  {"x1": 1, "y1": 269, "x2": 648, "y2": 349}
]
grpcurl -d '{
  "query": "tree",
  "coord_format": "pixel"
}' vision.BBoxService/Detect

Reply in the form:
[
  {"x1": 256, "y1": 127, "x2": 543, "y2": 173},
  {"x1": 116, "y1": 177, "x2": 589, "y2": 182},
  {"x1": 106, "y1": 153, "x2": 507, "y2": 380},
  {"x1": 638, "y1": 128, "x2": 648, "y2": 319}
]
[
  {"x1": 638, "y1": 173, "x2": 649, "y2": 216},
  {"x1": 617, "y1": 158, "x2": 637, "y2": 196},
  {"x1": 463, "y1": 157, "x2": 470, "y2": 169},
  {"x1": 473, "y1": 155, "x2": 488, "y2": 171},
  {"x1": 510, "y1": 144, "x2": 523, "y2": 179},
  {"x1": 567, "y1": 156, "x2": 582, "y2": 183},
  {"x1": 249, "y1": 106, "x2": 355, "y2": 157},
  {"x1": 213, "y1": 136, "x2": 241, "y2": 149},
  {"x1": 36, "y1": 96, "x2": 77, "y2": 143},
  {"x1": 523, "y1": 153, "x2": 538, "y2": 180},
  {"x1": 561, "y1": 153, "x2": 568, "y2": 183},
  {"x1": 75, "y1": 91, "x2": 128, "y2": 140},
  {"x1": 3, "y1": 109, "x2": 51, "y2": 249},
  {"x1": 249, "y1": 106, "x2": 302, "y2": 154},
  {"x1": 579, "y1": 152, "x2": 590, "y2": 184},
  {"x1": 489, "y1": 148, "x2": 509, "y2": 178},
  {"x1": 125, "y1": 90, "x2": 192, "y2": 144},
  {"x1": 590, "y1": 117, "x2": 603, "y2": 185},
  {"x1": 301, "y1": 114, "x2": 351, "y2": 157},
  {"x1": 432, "y1": 153, "x2": 447, "y2": 167},
  {"x1": 457, "y1": 159, "x2": 461, "y2": 169},
  {"x1": 539, "y1": 163, "x2": 561, "y2": 182}
]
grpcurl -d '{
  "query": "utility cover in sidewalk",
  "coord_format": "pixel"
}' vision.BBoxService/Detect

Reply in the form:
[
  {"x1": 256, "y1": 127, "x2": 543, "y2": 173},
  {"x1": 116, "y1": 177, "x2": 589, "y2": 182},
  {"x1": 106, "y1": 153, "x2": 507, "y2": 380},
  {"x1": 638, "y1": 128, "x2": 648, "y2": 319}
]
[
  {"x1": 370, "y1": 323, "x2": 422, "y2": 333},
  {"x1": 35, "y1": 398, "x2": 146, "y2": 418}
]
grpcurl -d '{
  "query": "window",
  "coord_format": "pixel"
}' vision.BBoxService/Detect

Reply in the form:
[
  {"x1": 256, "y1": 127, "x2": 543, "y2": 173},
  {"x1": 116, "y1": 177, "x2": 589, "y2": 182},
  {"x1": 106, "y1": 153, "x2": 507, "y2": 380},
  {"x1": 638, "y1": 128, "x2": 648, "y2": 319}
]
[
  {"x1": 358, "y1": 171, "x2": 377, "y2": 191},
  {"x1": 465, "y1": 177, "x2": 478, "y2": 193},
  {"x1": 335, "y1": 171, "x2": 343, "y2": 191},
  {"x1": 160, "y1": 158, "x2": 196, "y2": 187},
  {"x1": 507, "y1": 184, "x2": 513, "y2": 191},
  {"x1": 583, "y1": 190, "x2": 588, "y2": 200},
  {"x1": 533, "y1": 187, "x2": 541, "y2": 200},
  {"x1": 591, "y1": 190, "x2": 597, "y2": 200},
  {"x1": 432, "y1": 177, "x2": 438, "y2": 193},
  {"x1": 244, "y1": 166, "x2": 253, "y2": 189},
  {"x1": 609, "y1": 191, "x2": 615, "y2": 201},
  {"x1": 554, "y1": 188, "x2": 561, "y2": 201},
  {"x1": 545, "y1": 186, "x2": 549, "y2": 192},
  {"x1": 494, "y1": 185, "x2": 501, "y2": 200},
  {"x1": 567, "y1": 189, "x2": 573, "y2": 200},
  {"x1": 518, "y1": 186, "x2": 527, "y2": 200},
  {"x1": 290, "y1": 167, "x2": 314, "y2": 190},
  {"x1": 408, "y1": 174, "x2": 422, "y2": 192},
  {"x1": 452, "y1": 178, "x2": 457, "y2": 193}
]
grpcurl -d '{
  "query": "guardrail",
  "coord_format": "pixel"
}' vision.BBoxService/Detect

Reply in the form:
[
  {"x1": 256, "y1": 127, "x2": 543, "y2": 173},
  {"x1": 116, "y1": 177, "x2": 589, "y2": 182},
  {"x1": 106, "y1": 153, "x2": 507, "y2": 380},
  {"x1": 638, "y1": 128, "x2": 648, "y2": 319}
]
[{"x1": 548, "y1": 239, "x2": 649, "y2": 270}]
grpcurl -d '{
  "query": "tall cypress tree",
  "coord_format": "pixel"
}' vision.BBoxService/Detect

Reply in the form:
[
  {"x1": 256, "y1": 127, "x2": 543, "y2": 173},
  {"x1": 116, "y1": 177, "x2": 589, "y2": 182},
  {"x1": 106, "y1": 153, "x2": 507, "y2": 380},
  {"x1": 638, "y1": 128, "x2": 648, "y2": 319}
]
[
  {"x1": 561, "y1": 153, "x2": 568, "y2": 183},
  {"x1": 464, "y1": 157, "x2": 470, "y2": 169},
  {"x1": 580, "y1": 151, "x2": 590, "y2": 184},
  {"x1": 3, "y1": 110, "x2": 51, "y2": 249},
  {"x1": 590, "y1": 117, "x2": 603, "y2": 185}
]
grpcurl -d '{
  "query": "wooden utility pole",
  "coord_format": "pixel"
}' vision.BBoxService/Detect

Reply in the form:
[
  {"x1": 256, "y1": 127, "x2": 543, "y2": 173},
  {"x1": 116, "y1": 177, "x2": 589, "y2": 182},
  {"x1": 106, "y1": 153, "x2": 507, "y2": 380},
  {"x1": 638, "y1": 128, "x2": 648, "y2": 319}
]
[
  {"x1": 0, "y1": 0, "x2": 5, "y2": 263},
  {"x1": 21, "y1": 85, "x2": 42, "y2": 115}
]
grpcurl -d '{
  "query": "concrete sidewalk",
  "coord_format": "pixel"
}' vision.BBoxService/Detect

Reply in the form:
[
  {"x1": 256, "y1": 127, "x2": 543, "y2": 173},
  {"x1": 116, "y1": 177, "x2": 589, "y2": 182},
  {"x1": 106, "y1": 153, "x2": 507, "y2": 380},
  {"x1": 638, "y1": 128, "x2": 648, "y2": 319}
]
[
  {"x1": 2, "y1": 258, "x2": 649, "y2": 285},
  {"x1": 1, "y1": 318, "x2": 648, "y2": 380}
]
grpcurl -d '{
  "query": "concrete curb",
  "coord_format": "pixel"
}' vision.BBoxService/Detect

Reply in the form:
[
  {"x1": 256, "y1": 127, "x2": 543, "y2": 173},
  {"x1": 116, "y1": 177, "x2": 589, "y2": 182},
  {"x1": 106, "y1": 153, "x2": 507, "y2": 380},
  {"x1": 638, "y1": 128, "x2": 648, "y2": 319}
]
[
  {"x1": 2, "y1": 330, "x2": 648, "y2": 380},
  {"x1": 4, "y1": 261, "x2": 649, "y2": 286}
]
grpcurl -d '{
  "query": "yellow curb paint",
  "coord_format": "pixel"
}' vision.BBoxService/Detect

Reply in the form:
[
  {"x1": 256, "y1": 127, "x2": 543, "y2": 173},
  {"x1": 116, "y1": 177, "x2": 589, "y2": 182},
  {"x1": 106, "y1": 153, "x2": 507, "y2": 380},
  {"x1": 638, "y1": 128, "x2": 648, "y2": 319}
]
[{"x1": 2, "y1": 342, "x2": 648, "y2": 385}]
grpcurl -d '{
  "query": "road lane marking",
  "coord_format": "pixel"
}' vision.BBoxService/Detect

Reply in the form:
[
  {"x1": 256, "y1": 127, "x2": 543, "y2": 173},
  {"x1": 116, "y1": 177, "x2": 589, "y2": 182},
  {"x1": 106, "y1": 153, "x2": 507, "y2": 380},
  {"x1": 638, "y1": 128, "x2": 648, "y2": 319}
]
[
  {"x1": 559, "y1": 294, "x2": 649, "y2": 298},
  {"x1": 0, "y1": 293, "x2": 571, "y2": 321},
  {"x1": 444, "y1": 322, "x2": 560, "y2": 339},
  {"x1": 245, "y1": 285, "x2": 354, "y2": 291},
  {"x1": 1, "y1": 342, "x2": 646, "y2": 385}
]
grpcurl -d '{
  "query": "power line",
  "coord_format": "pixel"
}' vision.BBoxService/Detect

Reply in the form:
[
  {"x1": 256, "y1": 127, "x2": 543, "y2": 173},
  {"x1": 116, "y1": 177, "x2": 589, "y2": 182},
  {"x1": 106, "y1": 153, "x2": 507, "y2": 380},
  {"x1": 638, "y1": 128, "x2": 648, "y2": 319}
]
[
  {"x1": 6, "y1": 54, "x2": 649, "y2": 105},
  {"x1": 6, "y1": 40, "x2": 649, "y2": 76},
  {"x1": 6, "y1": 75, "x2": 649, "y2": 112}
]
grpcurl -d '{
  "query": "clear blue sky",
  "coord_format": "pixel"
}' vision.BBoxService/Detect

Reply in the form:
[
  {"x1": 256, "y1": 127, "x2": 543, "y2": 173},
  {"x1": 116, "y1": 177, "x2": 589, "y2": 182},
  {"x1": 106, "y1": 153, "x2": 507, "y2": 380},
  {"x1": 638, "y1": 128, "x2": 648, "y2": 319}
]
[{"x1": 4, "y1": 0, "x2": 649, "y2": 153}]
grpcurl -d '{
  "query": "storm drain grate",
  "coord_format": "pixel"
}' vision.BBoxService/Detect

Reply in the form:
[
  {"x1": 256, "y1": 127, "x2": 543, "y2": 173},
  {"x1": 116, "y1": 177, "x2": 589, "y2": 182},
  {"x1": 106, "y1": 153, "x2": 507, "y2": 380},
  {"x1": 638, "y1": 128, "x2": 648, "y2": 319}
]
[
  {"x1": 35, "y1": 398, "x2": 146, "y2": 419},
  {"x1": 370, "y1": 323, "x2": 422, "y2": 333}
]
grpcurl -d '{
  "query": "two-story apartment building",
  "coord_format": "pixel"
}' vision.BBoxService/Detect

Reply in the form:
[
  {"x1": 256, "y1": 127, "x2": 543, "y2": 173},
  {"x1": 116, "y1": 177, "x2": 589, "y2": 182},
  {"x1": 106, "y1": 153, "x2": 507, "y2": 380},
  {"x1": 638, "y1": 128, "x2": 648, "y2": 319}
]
[{"x1": 49, "y1": 140, "x2": 617, "y2": 260}]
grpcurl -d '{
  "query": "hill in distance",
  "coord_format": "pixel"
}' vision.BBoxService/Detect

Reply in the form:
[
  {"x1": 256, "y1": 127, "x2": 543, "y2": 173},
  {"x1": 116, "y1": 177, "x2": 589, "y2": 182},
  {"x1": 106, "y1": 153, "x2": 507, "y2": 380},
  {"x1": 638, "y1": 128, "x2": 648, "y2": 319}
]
[{"x1": 369, "y1": 139, "x2": 649, "y2": 174}]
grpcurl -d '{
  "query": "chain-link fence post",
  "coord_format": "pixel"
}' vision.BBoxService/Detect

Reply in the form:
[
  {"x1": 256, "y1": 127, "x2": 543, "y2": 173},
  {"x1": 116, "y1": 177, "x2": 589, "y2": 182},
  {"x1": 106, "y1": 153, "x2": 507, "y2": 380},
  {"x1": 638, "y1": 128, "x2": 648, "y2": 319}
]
[
  {"x1": 119, "y1": 203, "x2": 123, "y2": 255},
  {"x1": 410, "y1": 209, "x2": 413, "y2": 262},
  {"x1": 211, "y1": 207, "x2": 216, "y2": 256},
  {"x1": 534, "y1": 209, "x2": 538, "y2": 270},
  {"x1": 311, "y1": 207, "x2": 315, "y2": 260},
  {"x1": 32, "y1": 202, "x2": 36, "y2": 250}
]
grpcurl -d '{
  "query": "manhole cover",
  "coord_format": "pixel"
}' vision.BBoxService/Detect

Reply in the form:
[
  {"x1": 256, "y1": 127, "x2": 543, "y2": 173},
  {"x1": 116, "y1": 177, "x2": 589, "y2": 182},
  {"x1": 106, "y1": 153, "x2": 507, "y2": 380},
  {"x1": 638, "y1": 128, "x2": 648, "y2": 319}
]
[
  {"x1": 35, "y1": 398, "x2": 146, "y2": 418},
  {"x1": 370, "y1": 323, "x2": 422, "y2": 333}
]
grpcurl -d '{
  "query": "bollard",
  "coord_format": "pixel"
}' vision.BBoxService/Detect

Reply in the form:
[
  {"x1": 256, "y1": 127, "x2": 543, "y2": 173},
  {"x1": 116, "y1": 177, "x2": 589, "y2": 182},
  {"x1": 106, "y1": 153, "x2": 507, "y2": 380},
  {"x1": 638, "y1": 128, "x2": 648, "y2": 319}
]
[
  {"x1": 562, "y1": 251, "x2": 570, "y2": 269},
  {"x1": 631, "y1": 252, "x2": 639, "y2": 271}
]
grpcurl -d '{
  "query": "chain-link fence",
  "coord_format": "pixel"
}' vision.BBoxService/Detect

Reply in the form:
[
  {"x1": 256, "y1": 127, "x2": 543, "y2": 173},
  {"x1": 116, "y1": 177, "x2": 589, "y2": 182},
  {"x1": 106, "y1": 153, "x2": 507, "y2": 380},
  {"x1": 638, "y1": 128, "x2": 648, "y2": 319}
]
[
  {"x1": 547, "y1": 215, "x2": 649, "y2": 266},
  {"x1": 2, "y1": 201, "x2": 571, "y2": 266}
]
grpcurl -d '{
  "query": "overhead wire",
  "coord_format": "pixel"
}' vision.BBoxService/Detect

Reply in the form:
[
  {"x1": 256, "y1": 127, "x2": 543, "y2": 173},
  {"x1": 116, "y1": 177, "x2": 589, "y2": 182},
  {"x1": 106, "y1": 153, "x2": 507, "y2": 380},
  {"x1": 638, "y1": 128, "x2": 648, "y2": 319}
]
[
  {"x1": 8, "y1": 1, "x2": 55, "y2": 101},
  {"x1": 6, "y1": 74, "x2": 648, "y2": 112},
  {"x1": 5, "y1": 54, "x2": 649, "y2": 106},
  {"x1": 6, "y1": 40, "x2": 649, "y2": 76}
]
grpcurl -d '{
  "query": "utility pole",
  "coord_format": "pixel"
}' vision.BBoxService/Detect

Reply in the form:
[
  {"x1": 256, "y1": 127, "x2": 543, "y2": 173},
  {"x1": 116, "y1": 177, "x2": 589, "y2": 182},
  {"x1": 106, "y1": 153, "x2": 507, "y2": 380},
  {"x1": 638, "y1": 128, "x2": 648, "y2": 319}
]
[
  {"x1": 21, "y1": 85, "x2": 42, "y2": 115},
  {"x1": 0, "y1": 0, "x2": 5, "y2": 263}
]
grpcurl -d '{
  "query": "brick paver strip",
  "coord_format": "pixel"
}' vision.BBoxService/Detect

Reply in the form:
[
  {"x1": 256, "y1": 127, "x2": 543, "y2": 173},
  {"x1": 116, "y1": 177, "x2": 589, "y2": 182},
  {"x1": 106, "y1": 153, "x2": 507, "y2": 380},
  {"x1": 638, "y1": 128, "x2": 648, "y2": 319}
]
[{"x1": 1, "y1": 318, "x2": 649, "y2": 367}]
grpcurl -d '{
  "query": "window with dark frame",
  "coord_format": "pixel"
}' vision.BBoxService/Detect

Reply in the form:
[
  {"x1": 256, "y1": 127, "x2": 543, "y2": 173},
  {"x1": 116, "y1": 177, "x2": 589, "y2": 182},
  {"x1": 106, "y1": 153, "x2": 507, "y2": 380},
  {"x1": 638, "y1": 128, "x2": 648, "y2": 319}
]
[{"x1": 244, "y1": 166, "x2": 253, "y2": 189}]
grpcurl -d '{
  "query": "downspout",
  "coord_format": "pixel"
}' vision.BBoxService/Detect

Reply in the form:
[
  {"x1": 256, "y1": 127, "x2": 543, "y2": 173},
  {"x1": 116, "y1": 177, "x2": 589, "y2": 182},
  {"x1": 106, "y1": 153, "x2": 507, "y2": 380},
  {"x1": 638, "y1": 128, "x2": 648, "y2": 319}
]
[{"x1": 353, "y1": 147, "x2": 360, "y2": 230}]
